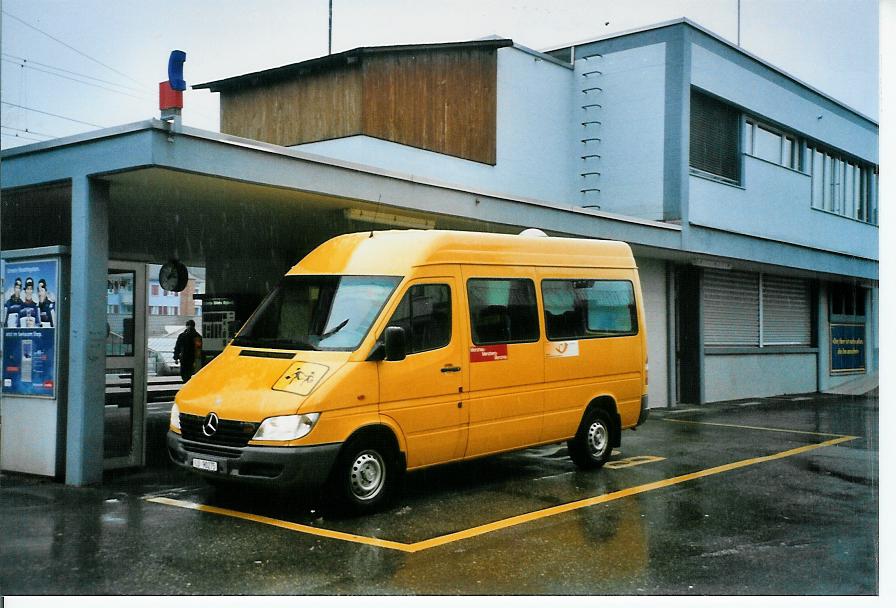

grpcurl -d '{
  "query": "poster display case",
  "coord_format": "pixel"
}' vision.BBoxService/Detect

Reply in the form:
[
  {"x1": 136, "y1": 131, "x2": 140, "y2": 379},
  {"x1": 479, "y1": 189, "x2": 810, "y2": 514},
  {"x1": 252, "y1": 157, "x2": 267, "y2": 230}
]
[{"x1": 2, "y1": 257, "x2": 59, "y2": 398}]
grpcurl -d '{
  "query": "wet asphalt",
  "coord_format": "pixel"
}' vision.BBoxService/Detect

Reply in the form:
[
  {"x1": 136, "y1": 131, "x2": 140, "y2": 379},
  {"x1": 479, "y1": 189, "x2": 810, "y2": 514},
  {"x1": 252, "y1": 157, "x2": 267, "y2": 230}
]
[{"x1": 0, "y1": 392, "x2": 879, "y2": 596}]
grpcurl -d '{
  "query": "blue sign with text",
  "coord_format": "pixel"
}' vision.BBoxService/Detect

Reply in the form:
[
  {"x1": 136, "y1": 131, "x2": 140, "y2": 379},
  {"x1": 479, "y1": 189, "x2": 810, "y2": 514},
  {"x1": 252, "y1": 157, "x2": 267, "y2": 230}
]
[{"x1": 830, "y1": 323, "x2": 865, "y2": 374}]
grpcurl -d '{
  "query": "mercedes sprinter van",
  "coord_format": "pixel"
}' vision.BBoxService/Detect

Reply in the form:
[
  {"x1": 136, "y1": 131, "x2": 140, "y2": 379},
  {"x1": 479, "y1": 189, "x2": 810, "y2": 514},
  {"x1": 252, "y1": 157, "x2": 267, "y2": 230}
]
[{"x1": 168, "y1": 230, "x2": 649, "y2": 513}]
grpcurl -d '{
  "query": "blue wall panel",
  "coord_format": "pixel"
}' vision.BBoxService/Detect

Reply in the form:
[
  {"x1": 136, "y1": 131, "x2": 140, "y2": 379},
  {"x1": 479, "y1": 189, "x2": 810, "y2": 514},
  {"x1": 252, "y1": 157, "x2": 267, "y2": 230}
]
[
  {"x1": 580, "y1": 43, "x2": 667, "y2": 219},
  {"x1": 689, "y1": 158, "x2": 878, "y2": 261}
]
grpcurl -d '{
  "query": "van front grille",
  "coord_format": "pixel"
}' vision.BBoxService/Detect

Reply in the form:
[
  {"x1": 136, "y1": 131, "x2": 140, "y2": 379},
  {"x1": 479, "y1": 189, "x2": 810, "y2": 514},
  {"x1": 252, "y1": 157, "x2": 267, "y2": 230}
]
[
  {"x1": 179, "y1": 413, "x2": 259, "y2": 447},
  {"x1": 179, "y1": 439, "x2": 243, "y2": 459}
]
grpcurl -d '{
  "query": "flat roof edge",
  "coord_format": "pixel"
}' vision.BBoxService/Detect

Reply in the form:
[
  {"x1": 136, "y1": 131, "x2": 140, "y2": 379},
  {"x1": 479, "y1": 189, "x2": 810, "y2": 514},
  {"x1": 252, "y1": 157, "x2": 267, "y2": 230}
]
[
  {"x1": 166, "y1": 125, "x2": 683, "y2": 233},
  {"x1": 0, "y1": 120, "x2": 158, "y2": 159},
  {"x1": 508, "y1": 43, "x2": 574, "y2": 68},
  {"x1": 1, "y1": 120, "x2": 680, "y2": 235}
]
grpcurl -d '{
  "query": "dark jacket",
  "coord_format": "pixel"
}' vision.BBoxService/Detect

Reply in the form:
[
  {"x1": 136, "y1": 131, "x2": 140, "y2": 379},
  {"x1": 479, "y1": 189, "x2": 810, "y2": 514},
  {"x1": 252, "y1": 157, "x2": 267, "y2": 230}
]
[{"x1": 174, "y1": 327, "x2": 201, "y2": 365}]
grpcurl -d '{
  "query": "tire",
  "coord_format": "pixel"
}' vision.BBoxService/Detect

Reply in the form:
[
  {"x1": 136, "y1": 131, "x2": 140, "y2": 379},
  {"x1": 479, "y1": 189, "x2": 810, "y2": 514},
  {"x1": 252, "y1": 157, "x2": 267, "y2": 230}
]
[
  {"x1": 331, "y1": 437, "x2": 399, "y2": 515},
  {"x1": 567, "y1": 407, "x2": 613, "y2": 470}
]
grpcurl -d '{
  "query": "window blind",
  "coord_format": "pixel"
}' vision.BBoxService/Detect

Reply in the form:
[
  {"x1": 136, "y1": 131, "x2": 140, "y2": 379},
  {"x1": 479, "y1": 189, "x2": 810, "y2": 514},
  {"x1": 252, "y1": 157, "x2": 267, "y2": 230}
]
[{"x1": 690, "y1": 90, "x2": 740, "y2": 182}]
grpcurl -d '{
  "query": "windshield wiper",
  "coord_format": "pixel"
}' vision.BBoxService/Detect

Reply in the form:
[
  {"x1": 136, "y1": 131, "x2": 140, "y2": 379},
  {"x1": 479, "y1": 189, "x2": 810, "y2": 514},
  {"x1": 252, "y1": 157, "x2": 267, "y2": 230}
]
[
  {"x1": 319, "y1": 318, "x2": 349, "y2": 340},
  {"x1": 232, "y1": 337, "x2": 318, "y2": 350}
]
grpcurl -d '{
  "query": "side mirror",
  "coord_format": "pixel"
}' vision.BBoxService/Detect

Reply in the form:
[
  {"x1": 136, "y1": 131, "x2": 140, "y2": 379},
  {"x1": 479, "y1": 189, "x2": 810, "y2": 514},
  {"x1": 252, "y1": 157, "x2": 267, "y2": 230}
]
[{"x1": 384, "y1": 326, "x2": 407, "y2": 362}]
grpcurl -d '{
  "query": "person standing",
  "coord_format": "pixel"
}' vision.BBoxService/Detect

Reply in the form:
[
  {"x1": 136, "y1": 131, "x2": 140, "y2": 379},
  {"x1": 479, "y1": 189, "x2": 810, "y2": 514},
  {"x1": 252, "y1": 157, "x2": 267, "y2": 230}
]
[{"x1": 174, "y1": 320, "x2": 202, "y2": 382}]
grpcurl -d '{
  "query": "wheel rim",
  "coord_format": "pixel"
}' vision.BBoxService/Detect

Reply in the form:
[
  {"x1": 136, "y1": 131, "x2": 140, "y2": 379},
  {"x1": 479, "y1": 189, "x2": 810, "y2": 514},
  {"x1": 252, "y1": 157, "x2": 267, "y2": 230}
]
[
  {"x1": 349, "y1": 449, "x2": 386, "y2": 501},
  {"x1": 586, "y1": 419, "x2": 609, "y2": 458}
]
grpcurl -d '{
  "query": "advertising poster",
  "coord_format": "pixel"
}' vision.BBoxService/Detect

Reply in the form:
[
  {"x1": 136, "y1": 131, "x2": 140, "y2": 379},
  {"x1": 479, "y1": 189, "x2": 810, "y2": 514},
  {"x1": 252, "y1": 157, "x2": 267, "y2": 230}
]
[{"x1": 2, "y1": 258, "x2": 59, "y2": 397}]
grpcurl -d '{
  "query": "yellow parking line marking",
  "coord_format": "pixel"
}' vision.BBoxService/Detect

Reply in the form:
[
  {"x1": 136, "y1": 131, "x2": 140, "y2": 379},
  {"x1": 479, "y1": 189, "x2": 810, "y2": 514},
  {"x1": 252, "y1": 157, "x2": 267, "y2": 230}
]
[
  {"x1": 403, "y1": 435, "x2": 857, "y2": 552},
  {"x1": 604, "y1": 455, "x2": 666, "y2": 469},
  {"x1": 663, "y1": 418, "x2": 854, "y2": 438},
  {"x1": 147, "y1": 433, "x2": 857, "y2": 553},
  {"x1": 146, "y1": 496, "x2": 412, "y2": 552}
]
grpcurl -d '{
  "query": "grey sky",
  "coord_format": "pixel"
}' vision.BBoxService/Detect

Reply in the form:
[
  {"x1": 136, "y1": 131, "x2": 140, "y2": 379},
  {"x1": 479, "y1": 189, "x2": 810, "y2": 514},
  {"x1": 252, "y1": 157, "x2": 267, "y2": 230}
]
[{"x1": 0, "y1": 0, "x2": 880, "y2": 150}]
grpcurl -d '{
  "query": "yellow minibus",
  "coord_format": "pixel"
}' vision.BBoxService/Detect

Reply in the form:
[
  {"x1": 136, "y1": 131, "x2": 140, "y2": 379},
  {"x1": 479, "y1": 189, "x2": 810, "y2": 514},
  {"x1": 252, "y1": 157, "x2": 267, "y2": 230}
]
[{"x1": 167, "y1": 230, "x2": 649, "y2": 513}]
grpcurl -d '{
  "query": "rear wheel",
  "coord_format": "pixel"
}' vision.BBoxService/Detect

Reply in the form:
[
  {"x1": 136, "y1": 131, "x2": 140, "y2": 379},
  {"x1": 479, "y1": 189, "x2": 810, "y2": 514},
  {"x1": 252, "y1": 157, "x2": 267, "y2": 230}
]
[
  {"x1": 332, "y1": 437, "x2": 399, "y2": 514},
  {"x1": 567, "y1": 408, "x2": 613, "y2": 469}
]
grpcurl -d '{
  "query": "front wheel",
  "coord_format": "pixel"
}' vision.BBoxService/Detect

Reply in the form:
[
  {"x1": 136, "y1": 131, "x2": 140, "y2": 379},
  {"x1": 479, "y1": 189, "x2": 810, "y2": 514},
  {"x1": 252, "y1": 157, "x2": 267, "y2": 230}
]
[
  {"x1": 567, "y1": 408, "x2": 613, "y2": 470},
  {"x1": 331, "y1": 438, "x2": 399, "y2": 514}
]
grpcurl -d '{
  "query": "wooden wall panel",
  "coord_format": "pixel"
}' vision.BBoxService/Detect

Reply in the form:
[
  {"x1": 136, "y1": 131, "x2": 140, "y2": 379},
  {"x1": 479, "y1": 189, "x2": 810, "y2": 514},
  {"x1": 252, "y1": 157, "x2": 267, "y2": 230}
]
[
  {"x1": 361, "y1": 48, "x2": 498, "y2": 164},
  {"x1": 220, "y1": 64, "x2": 363, "y2": 146},
  {"x1": 216, "y1": 47, "x2": 499, "y2": 163}
]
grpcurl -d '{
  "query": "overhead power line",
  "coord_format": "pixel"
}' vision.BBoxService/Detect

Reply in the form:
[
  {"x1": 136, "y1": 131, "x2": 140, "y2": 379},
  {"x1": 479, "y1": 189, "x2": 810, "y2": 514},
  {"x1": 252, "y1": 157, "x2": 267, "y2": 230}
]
[
  {"x1": 0, "y1": 128, "x2": 44, "y2": 143},
  {"x1": 2, "y1": 57, "x2": 151, "y2": 101},
  {"x1": 2, "y1": 53, "x2": 150, "y2": 96},
  {"x1": 2, "y1": 9, "x2": 151, "y2": 92},
  {"x1": 1, "y1": 124, "x2": 57, "y2": 138},
  {"x1": 1, "y1": 101, "x2": 105, "y2": 128}
]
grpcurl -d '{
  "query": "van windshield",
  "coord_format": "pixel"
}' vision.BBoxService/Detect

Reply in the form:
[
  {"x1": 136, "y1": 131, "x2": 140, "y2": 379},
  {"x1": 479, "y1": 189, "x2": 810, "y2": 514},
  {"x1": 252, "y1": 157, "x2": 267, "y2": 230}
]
[{"x1": 232, "y1": 275, "x2": 401, "y2": 351}]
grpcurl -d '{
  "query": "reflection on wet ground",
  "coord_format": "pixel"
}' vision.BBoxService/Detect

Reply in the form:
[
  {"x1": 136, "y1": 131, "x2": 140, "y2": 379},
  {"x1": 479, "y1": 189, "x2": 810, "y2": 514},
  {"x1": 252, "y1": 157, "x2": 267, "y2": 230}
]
[{"x1": 1, "y1": 393, "x2": 878, "y2": 595}]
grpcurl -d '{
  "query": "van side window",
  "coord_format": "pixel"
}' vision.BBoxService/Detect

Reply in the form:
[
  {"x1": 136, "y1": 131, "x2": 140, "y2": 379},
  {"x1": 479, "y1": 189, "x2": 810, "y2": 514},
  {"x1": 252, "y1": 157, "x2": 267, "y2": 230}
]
[
  {"x1": 386, "y1": 284, "x2": 452, "y2": 354},
  {"x1": 542, "y1": 280, "x2": 638, "y2": 339},
  {"x1": 467, "y1": 278, "x2": 539, "y2": 344}
]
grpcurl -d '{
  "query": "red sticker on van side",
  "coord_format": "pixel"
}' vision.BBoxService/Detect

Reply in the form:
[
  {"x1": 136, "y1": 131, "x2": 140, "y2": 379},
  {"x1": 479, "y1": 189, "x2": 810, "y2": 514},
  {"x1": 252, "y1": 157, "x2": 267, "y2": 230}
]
[{"x1": 470, "y1": 344, "x2": 508, "y2": 362}]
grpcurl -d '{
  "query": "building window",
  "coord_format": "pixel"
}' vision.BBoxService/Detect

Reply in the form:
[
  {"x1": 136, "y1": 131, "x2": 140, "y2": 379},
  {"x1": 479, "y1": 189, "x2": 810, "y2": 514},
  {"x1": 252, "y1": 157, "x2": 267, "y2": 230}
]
[
  {"x1": 467, "y1": 278, "x2": 539, "y2": 345},
  {"x1": 690, "y1": 89, "x2": 741, "y2": 183},
  {"x1": 542, "y1": 280, "x2": 638, "y2": 340},
  {"x1": 704, "y1": 269, "x2": 812, "y2": 347},
  {"x1": 829, "y1": 283, "x2": 865, "y2": 320},
  {"x1": 745, "y1": 119, "x2": 802, "y2": 170},
  {"x1": 808, "y1": 144, "x2": 878, "y2": 224}
]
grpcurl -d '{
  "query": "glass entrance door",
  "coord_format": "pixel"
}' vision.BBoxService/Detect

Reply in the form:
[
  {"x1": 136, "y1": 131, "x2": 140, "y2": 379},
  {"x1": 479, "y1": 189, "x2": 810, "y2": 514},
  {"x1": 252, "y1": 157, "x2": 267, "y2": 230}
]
[{"x1": 104, "y1": 262, "x2": 147, "y2": 469}]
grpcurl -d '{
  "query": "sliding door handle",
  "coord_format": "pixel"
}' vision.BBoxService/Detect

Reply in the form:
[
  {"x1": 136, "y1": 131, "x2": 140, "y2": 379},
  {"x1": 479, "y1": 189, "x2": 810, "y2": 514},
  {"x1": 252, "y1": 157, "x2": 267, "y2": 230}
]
[{"x1": 441, "y1": 365, "x2": 461, "y2": 373}]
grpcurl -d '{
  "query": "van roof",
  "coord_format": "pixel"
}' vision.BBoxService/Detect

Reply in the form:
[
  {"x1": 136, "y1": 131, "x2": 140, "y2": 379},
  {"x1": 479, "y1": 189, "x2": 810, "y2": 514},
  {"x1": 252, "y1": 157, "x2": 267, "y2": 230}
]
[{"x1": 290, "y1": 230, "x2": 636, "y2": 275}]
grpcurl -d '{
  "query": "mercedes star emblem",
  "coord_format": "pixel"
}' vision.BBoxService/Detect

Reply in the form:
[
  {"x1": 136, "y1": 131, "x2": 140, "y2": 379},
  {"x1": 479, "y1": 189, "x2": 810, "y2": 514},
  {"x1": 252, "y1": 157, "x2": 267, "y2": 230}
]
[{"x1": 202, "y1": 412, "x2": 220, "y2": 437}]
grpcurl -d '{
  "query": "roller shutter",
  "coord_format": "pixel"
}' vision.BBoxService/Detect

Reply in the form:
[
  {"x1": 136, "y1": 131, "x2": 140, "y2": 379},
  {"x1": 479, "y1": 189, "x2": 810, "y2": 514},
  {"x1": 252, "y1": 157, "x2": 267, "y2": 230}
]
[
  {"x1": 762, "y1": 275, "x2": 811, "y2": 345},
  {"x1": 703, "y1": 269, "x2": 759, "y2": 346}
]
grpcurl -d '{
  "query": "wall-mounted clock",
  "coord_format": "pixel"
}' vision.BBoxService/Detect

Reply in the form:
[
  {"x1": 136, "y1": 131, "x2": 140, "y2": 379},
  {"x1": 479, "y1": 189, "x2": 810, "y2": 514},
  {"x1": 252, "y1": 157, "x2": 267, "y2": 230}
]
[{"x1": 159, "y1": 260, "x2": 188, "y2": 292}]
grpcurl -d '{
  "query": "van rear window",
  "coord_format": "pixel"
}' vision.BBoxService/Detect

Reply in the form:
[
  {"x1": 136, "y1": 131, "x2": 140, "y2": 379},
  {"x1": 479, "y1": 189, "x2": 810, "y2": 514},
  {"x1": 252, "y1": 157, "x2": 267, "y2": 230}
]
[
  {"x1": 467, "y1": 278, "x2": 539, "y2": 345},
  {"x1": 542, "y1": 279, "x2": 638, "y2": 339}
]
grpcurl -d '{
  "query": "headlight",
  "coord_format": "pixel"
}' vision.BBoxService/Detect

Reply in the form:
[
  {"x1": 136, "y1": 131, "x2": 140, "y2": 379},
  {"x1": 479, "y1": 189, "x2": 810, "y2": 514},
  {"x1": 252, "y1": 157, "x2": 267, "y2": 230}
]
[
  {"x1": 253, "y1": 413, "x2": 320, "y2": 441},
  {"x1": 169, "y1": 403, "x2": 181, "y2": 432}
]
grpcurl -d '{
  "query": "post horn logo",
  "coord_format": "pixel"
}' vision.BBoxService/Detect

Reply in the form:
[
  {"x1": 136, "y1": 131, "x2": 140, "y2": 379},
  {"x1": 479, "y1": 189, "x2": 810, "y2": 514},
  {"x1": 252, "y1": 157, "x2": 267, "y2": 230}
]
[{"x1": 202, "y1": 412, "x2": 220, "y2": 437}]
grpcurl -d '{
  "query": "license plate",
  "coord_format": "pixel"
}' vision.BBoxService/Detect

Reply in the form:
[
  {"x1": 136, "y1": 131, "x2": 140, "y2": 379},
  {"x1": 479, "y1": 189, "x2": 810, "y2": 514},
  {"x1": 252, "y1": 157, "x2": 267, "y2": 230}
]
[{"x1": 191, "y1": 458, "x2": 219, "y2": 472}]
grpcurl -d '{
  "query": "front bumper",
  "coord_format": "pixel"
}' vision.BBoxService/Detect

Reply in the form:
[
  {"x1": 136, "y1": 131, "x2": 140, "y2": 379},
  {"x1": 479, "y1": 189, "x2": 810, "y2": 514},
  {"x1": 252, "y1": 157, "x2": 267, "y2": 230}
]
[{"x1": 167, "y1": 431, "x2": 341, "y2": 489}]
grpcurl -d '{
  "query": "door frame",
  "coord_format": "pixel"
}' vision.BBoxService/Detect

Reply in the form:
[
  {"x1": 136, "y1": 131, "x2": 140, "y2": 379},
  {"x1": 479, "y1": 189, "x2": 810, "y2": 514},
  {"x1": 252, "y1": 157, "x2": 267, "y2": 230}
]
[{"x1": 104, "y1": 260, "x2": 147, "y2": 470}]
